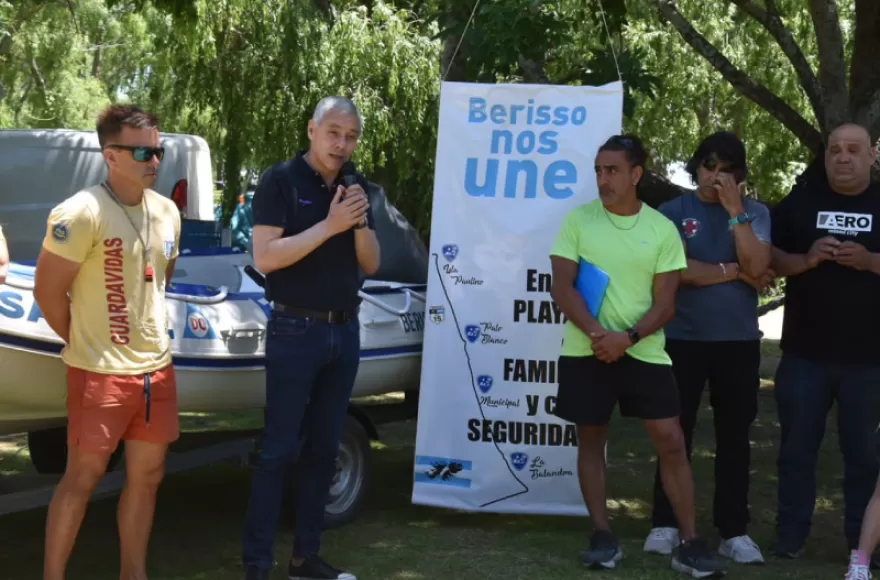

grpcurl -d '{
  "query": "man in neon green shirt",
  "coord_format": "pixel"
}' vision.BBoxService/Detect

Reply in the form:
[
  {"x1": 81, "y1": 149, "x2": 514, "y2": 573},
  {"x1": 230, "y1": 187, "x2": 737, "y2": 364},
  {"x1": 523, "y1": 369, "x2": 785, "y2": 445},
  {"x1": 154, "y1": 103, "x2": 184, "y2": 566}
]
[{"x1": 549, "y1": 134, "x2": 726, "y2": 577}]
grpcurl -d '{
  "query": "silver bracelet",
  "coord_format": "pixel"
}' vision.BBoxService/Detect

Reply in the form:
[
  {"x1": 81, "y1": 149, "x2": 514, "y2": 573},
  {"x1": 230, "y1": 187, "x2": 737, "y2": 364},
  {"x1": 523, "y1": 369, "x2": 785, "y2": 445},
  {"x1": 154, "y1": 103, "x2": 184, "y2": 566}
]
[{"x1": 720, "y1": 262, "x2": 727, "y2": 277}]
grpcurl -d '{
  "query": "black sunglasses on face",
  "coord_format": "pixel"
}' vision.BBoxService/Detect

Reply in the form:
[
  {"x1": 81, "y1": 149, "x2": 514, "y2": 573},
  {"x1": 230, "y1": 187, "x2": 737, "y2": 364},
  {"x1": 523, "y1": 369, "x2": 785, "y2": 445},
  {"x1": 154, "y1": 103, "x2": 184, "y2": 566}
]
[
  {"x1": 105, "y1": 144, "x2": 165, "y2": 162},
  {"x1": 702, "y1": 155, "x2": 748, "y2": 185},
  {"x1": 701, "y1": 155, "x2": 723, "y2": 171},
  {"x1": 701, "y1": 154, "x2": 742, "y2": 173}
]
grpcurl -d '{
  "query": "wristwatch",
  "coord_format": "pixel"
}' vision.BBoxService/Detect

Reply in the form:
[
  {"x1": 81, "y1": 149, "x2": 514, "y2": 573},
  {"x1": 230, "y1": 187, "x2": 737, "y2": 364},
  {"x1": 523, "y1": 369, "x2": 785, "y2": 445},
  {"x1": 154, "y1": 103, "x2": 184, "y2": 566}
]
[
  {"x1": 627, "y1": 328, "x2": 640, "y2": 345},
  {"x1": 728, "y1": 212, "x2": 751, "y2": 228}
]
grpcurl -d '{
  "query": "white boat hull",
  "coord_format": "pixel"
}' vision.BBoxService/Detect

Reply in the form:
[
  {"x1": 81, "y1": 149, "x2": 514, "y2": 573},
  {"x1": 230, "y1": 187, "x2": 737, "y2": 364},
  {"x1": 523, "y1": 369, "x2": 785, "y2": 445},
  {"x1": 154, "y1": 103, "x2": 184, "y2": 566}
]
[{"x1": 0, "y1": 251, "x2": 427, "y2": 436}]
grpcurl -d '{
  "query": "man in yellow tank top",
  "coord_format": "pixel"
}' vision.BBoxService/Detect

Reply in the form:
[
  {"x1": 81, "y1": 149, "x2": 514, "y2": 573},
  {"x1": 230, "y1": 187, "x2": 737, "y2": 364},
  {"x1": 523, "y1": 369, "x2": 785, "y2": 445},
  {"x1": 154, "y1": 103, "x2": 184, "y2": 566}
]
[{"x1": 34, "y1": 104, "x2": 181, "y2": 580}]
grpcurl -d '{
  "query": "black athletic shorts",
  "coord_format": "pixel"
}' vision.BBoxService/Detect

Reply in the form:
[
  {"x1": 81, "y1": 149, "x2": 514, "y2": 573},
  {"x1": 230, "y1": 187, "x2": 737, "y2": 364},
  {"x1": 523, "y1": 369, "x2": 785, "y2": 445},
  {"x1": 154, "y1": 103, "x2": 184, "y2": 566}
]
[{"x1": 553, "y1": 354, "x2": 681, "y2": 426}]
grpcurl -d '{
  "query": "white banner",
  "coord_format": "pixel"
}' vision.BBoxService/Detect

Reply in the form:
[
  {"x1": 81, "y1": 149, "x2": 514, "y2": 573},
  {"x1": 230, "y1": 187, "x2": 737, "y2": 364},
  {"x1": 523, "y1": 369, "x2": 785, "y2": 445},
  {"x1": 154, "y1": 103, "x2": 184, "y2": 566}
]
[{"x1": 412, "y1": 81, "x2": 623, "y2": 516}]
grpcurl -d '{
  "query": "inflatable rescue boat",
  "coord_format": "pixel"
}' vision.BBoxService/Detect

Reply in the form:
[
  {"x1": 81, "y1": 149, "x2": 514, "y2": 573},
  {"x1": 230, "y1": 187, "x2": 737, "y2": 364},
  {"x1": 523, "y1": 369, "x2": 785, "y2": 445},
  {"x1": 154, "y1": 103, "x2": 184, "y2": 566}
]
[{"x1": 0, "y1": 248, "x2": 427, "y2": 436}]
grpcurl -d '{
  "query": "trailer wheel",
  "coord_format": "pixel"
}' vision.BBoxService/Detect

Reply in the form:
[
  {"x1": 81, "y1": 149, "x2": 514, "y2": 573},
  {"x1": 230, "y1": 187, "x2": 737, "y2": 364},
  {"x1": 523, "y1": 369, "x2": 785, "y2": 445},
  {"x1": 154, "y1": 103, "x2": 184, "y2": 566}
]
[
  {"x1": 285, "y1": 414, "x2": 372, "y2": 530},
  {"x1": 324, "y1": 415, "x2": 372, "y2": 529},
  {"x1": 28, "y1": 427, "x2": 123, "y2": 475}
]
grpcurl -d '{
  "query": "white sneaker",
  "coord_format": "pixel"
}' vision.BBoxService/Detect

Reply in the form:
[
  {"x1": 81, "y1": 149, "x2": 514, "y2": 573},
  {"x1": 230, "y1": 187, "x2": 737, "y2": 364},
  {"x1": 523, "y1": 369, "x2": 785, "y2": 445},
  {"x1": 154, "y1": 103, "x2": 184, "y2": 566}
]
[
  {"x1": 846, "y1": 551, "x2": 874, "y2": 580},
  {"x1": 718, "y1": 535, "x2": 765, "y2": 564},
  {"x1": 846, "y1": 564, "x2": 872, "y2": 580},
  {"x1": 643, "y1": 527, "x2": 680, "y2": 555}
]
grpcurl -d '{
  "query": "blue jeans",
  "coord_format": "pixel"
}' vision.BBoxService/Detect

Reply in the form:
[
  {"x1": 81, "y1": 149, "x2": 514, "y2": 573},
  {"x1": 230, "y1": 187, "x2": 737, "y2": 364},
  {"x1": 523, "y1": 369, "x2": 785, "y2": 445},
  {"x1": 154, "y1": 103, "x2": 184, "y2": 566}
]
[
  {"x1": 242, "y1": 312, "x2": 360, "y2": 570},
  {"x1": 774, "y1": 354, "x2": 880, "y2": 548}
]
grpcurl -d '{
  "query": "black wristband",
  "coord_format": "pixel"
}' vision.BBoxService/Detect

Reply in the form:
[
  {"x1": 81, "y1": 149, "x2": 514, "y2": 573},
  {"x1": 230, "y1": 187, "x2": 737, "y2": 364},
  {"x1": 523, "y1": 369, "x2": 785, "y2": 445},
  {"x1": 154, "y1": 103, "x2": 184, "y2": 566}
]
[{"x1": 627, "y1": 328, "x2": 640, "y2": 344}]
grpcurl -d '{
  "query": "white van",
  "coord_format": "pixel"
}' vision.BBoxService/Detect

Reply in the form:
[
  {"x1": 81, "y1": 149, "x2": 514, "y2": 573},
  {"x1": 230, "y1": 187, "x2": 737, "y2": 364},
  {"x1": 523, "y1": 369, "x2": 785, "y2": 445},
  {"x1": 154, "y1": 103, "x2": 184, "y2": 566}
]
[{"x1": 0, "y1": 129, "x2": 214, "y2": 262}]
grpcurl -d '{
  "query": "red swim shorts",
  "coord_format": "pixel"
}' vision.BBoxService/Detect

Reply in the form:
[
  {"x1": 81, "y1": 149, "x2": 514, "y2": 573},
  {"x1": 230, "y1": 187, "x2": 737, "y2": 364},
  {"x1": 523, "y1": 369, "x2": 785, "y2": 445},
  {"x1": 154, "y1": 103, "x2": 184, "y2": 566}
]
[{"x1": 66, "y1": 364, "x2": 180, "y2": 453}]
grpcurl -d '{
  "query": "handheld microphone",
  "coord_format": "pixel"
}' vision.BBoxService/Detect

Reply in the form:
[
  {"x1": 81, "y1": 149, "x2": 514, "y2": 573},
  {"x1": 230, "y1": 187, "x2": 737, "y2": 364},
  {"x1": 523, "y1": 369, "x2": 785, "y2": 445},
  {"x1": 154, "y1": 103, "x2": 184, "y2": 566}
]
[
  {"x1": 339, "y1": 160, "x2": 367, "y2": 229},
  {"x1": 341, "y1": 161, "x2": 358, "y2": 188}
]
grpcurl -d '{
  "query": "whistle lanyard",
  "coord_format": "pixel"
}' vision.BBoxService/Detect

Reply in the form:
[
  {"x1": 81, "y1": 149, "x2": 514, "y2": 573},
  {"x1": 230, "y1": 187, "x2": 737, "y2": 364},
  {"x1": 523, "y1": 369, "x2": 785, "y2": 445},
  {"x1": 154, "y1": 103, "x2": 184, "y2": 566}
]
[{"x1": 101, "y1": 182, "x2": 154, "y2": 282}]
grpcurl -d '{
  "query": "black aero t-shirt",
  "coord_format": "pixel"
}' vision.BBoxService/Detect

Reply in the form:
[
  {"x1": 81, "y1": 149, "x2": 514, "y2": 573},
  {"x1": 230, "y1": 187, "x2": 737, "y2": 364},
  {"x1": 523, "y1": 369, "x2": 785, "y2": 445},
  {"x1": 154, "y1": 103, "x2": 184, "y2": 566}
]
[
  {"x1": 251, "y1": 153, "x2": 374, "y2": 312},
  {"x1": 771, "y1": 182, "x2": 880, "y2": 363}
]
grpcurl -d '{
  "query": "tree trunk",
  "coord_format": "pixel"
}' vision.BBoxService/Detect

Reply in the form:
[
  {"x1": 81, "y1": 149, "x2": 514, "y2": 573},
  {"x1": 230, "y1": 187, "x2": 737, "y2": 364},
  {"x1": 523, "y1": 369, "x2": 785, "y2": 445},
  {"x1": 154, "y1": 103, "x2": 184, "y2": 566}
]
[
  {"x1": 29, "y1": 56, "x2": 49, "y2": 105},
  {"x1": 440, "y1": 30, "x2": 466, "y2": 82},
  {"x1": 654, "y1": 0, "x2": 823, "y2": 153},
  {"x1": 728, "y1": 0, "x2": 826, "y2": 130},
  {"x1": 439, "y1": 0, "x2": 476, "y2": 83},
  {"x1": 91, "y1": 35, "x2": 104, "y2": 80},
  {"x1": 696, "y1": 98, "x2": 709, "y2": 128},
  {"x1": 517, "y1": 55, "x2": 548, "y2": 84},
  {"x1": 807, "y1": 0, "x2": 850, "y2": 132},
  {"x1": 13, "y1": 80, "x2": 34, "y2": 126},
  {"x1": 850, "y1": 0, "x2": 880, "y2": 141},
  {"x1": 0, "y1": 34, "x2": 12, "y2": 61},
  {"x1": 0, "y1": 3, "x2": 49, "y2": 59},
  {"x1": 313, "y1": 0, "x2": 332, "y2": 17}
]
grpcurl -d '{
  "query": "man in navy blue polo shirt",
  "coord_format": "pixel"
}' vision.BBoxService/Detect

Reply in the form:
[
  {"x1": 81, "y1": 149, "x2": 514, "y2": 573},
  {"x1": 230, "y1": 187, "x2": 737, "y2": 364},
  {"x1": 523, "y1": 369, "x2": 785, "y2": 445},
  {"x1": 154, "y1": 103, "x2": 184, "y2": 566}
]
[
  {"x1": 645, "y1": 132, "x2": 772, "y2": 565},
  {"x1": 770, "y1": 123, "x2": 880, "y2": 571},
  {"x1": 241, "y1": 96, "x2": 380, "y2": 580}
]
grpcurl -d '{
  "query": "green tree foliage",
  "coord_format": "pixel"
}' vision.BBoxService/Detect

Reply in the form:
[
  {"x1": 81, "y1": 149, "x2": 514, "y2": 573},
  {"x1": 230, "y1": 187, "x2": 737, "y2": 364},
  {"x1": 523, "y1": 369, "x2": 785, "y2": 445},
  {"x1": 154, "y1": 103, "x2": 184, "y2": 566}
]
[
  {"x1": 1, "y1": 0, "x2": 442, "y2": 234},
  {"x1": 122, "y1": 0, "x2": 442, "y2": 227},
  {"x1": 1, "y1": 0, "x2": 876, "y2": 239},
  {"x1": 624, "y1": 1, "x2": 825, "y2": 201},
  {"x1": 437, "y1": 0, "x2": 876, "y2": 204},
  {"x1": 628, "y1": 0, "x2": 878, "y2": 202},
  {"x1": 438, "y1": 0, "x2": 660, "y2": 119}
]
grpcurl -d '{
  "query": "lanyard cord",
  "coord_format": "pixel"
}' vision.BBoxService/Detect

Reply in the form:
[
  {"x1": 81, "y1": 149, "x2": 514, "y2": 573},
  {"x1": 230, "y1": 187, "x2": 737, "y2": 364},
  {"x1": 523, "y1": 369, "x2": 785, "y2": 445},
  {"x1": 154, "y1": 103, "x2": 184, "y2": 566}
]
[{"x1": 100, "y1": 182, "x2": 152, "y2": 267}]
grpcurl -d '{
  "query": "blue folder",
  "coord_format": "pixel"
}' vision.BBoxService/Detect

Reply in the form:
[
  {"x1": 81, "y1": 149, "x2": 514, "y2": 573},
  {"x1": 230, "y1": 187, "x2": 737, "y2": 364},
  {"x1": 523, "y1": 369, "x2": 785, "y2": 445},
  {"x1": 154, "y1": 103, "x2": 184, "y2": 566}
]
[{"x1": 575, "y1": 258, "x2": 610, "y2": 318}]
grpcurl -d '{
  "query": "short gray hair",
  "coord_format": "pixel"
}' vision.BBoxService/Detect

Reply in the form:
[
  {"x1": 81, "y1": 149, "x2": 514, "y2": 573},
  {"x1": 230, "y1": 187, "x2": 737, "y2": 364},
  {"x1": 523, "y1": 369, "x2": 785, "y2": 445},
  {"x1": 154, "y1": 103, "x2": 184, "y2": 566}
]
[{"x1": 312, "y1": 96, "x2": 363, "y2": 133}]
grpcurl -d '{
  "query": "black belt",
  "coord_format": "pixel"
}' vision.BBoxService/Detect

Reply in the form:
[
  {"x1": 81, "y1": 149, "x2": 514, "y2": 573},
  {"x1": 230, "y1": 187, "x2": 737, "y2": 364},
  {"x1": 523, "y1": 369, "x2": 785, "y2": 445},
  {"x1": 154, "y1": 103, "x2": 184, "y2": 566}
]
[{"x1": 272, "y1": 303, "x2": 357, "y2": 323}]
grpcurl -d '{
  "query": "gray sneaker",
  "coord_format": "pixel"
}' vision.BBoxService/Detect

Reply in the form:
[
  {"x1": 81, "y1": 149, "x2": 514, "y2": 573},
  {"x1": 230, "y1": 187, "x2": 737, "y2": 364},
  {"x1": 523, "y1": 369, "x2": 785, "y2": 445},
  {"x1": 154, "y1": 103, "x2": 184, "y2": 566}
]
[
  {"x1": 581, "y1": 530, "x2": 624, "y2": 570},
  {"x1": 671, "y1": 537, "x2": 728, "y2": 578},
  {"x1": 643, "y1": 526, "x2": 680, "y2": 555},
  {"x1": 770, "y1": 537, "x2": 804, "y2": 559},
  {"x1": 288, "y1": 556, "x2": 356, "y2": 580},
  {"x1": 718, "y1": 535, "x2": 765, "y2": 564}
]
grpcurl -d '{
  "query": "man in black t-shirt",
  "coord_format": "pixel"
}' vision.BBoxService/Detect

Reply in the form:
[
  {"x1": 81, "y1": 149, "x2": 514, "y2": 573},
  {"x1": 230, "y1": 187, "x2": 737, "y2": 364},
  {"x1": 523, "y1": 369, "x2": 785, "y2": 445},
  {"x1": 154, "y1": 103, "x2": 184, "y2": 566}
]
[
  {"x1": 770, "y1": 123, "x2": 880, "y2": 565},
  {"x1": 241, "y1": 96, "x2": 380, "y2": 580}
]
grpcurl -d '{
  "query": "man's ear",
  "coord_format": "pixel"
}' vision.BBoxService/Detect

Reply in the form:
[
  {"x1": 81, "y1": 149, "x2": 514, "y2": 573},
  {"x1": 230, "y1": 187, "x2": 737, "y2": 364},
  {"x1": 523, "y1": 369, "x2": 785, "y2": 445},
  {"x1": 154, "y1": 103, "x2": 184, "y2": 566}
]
[
  {"x1": 633, "y1": 165, "x2": 644, "y2": 186},
  {"x1": 102, "y1": 148, "x2": 115, "y2": 168}
]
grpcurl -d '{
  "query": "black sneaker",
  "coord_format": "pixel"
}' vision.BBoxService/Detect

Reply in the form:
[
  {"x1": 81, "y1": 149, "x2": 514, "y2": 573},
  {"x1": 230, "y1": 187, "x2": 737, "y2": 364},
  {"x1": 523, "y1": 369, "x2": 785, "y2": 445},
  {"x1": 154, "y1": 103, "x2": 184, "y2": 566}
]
[
  {"x1": 580, "y1": 529, "x2": 624, "y2": 569},
  {"x1": 288, "y1": 555, "x2": 356, "y2": 580},
  {"x1": 671, "y1": 537, "x2": 728, "y2": 578},
  {"x1": 771, "y1": 537, "x2": 804, "y2": 559},
  {"x1": 244, "y1": 567, "x2": 269, "y2": 580}
]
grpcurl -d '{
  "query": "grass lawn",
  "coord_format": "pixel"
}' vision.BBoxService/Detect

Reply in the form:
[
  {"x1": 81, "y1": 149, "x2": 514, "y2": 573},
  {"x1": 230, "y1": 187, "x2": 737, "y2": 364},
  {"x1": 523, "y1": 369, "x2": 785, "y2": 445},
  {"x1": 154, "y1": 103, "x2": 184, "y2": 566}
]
[{"x1": 0, "y1": 381, "x2": 857, "y2": 579}]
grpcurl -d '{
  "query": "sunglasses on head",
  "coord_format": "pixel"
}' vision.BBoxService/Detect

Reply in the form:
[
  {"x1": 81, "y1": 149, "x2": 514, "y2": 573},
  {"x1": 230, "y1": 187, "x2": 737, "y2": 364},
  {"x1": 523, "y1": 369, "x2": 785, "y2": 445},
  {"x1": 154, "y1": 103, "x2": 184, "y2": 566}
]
[
  {"x1": 610, "y1": 136, "x2": 634, "y2": 149},
  {"x1": 105, "y1": 144, "x2": 165, "y2": 162}
]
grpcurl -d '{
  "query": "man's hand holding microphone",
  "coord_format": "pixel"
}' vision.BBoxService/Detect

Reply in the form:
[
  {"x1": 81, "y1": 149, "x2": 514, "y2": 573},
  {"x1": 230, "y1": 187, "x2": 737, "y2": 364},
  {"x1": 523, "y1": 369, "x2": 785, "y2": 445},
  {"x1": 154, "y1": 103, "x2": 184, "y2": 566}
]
[{"x1": 325, "y1": 161, "x2": 369, "y2": 235}]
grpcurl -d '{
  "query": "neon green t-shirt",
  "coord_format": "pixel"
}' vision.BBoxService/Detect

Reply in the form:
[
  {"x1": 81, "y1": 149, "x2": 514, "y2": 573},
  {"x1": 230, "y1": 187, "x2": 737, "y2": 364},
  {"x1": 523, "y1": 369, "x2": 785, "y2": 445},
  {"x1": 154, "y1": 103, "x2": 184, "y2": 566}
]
[{"x1": 550, "y1": 199, "x2": 687, "y2": 365}]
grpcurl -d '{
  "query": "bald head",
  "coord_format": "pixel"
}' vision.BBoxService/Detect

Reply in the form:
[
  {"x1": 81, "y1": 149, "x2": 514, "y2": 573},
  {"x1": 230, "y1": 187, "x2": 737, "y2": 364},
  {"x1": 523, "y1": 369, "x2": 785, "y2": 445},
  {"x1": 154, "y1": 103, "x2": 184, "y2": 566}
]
[
  {"x1": 825, "y1": 123, "x2": 876, "y2": 195},
  {"x1": 830, "y1": 123, "x2": 872, "y2": 146}
]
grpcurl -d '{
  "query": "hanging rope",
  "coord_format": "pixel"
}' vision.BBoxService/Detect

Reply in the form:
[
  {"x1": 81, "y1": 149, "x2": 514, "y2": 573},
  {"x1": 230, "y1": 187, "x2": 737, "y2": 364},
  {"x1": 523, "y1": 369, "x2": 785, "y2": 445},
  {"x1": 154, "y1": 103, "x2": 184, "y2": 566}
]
[
  {"x1": 442, "y1": 0, "x2": 623, "y2": 85},
  {"x1": 596, "y1": 0, "x2": 624, "y2": 85},
  {"x1": 442, "y1": 0, "x2": 482, "y2": 82}
]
